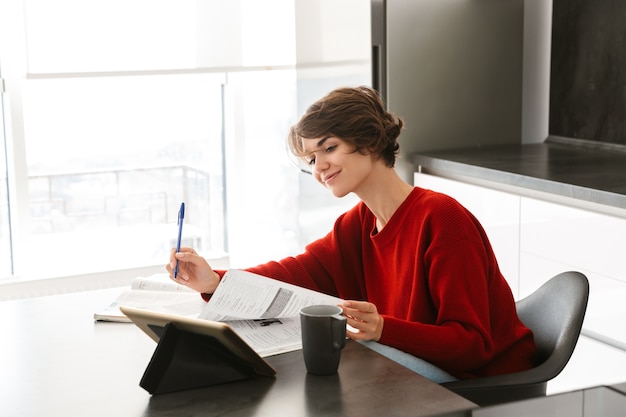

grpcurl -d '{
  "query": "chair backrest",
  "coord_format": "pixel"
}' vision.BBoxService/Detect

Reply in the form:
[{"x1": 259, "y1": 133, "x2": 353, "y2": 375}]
[
  {"x1": 516, "y1": 271, "x2": 590, "y2": 373},
  {"x1": 443, "y1": 271, "x2": 589, "y2": 406}
]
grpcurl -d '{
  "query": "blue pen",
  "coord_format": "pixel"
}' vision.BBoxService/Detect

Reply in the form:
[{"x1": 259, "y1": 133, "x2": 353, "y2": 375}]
[{"x1": 174, "y1": 202, "x2": 185, "y2": 279}]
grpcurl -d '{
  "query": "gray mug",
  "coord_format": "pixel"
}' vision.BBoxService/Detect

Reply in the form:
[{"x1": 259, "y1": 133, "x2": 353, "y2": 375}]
[{"x1": 300, "y1": 305, "x2": 347, "y2": 375}]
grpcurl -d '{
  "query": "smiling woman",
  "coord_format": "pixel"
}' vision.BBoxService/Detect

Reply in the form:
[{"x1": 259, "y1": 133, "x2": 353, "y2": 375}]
[{"x1": 166, "y1": 85, "x2": 537, "y2": 383}]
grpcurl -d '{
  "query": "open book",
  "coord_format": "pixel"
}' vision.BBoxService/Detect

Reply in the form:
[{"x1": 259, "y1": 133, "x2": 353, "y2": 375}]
[
  {"x1": 97, "y1": 270, "x2": 343, "y2": 357},
  {"x1": 93, "y1": 274, "x2": 204, "y2": 322}
]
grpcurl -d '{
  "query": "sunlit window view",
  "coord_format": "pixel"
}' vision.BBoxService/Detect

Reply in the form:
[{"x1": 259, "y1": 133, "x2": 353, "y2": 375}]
[
  {"x1": 0, "y1": 0, "x2": 370, "y2": 286},
  {"x1": 22, "y1": 74, "x2": 226, "y2": 275}
]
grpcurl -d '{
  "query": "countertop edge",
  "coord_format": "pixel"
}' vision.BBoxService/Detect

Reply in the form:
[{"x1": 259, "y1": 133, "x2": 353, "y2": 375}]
[{"x1": 412, "y1": 152, "x2": 626, "y2": 217}]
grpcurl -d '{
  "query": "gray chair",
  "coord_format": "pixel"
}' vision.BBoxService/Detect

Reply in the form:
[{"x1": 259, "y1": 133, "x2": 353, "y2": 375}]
[{"x1": 442, "y1": 271, "x2": 589, "y2": 407}]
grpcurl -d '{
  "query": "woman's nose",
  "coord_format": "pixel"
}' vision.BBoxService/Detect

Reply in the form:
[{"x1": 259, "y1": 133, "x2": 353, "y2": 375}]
[{"x1": 313, "y1": 156, "x2": 329, "y2": 174}]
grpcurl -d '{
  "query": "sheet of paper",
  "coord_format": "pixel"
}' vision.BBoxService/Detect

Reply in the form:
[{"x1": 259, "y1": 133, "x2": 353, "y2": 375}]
[
  {"x1": 199, "y1": 269, "x2": 343, "y2": 321},
  {"x1": 226, "y1": 317, "x2": 302, "y2": 357}
]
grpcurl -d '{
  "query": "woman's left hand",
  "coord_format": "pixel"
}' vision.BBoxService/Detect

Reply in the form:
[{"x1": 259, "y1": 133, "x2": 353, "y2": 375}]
[{"x1": 340, "y1": 300, "x2": 384, "y2": 341}]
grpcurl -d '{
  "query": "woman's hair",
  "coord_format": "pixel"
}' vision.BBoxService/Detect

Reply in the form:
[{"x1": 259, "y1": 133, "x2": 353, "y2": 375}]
[{"x1": 287, "y1": 86, "x2": 403, "y2": 168}]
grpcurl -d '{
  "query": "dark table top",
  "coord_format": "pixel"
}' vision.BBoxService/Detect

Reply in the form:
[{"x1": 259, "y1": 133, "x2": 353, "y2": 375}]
[
  {"x1": 413, "y1": 141, "x2": 626, "y2": 212},
  {"x1": 0, "y1": 288, "x2": 476, "y2": 417}
]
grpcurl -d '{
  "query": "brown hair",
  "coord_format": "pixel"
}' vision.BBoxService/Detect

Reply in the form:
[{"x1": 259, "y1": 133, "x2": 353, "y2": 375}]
[{"x1": 287, "y1": 86, "x2": 403, "y2": 168}]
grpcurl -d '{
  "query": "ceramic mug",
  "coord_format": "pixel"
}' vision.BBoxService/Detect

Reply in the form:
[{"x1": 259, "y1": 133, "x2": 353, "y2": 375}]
[{"x1": 300, "y1": 305, "x2": 347, "y2": 375}]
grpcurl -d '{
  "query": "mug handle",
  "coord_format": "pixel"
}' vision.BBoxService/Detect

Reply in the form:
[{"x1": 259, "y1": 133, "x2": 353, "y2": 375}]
[{"x1": 331, "y1": 314, "x2": 347, "y2": 350}]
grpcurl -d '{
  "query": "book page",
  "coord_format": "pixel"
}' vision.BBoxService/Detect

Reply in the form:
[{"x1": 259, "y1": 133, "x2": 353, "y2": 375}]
[
  {"x1": 93, "y1": 301, "x2": 133, "y2": 323},
  {"x1": 115, "y1": 290, "x2": 204, "y2": 316},
  {"x1": 130, "y1": 273, "x2": 195, "y2": 293},
  {"x1": 94, "y1": 288, "x2": 204, "y2": 322},
  {"x1": 226, "y1": 317, "x2": 302, "y2": 357},
  {"x1": 199, "y1": 269, "x2": 343, "y2": 321}
]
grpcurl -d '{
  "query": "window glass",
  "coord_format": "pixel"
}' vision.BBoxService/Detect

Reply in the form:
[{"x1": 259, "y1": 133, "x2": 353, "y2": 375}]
[
  {"x1": 24, "y1": 0, "x2": 296, "y2": 73},
  {"x1": 24, "y1": 0, "x2": 198, "y2": 72},
  {"x1": 0, "y1": 86, "x2": 11, "y2": 277},
  {"x1": 1, "y1": 0, "x2": 371, "y2": 282},
  {"x1": 13, "y1": 0, "x2": 300, "y2": 278},
  {"x1": 21, "y1": 74, "x2": 225, "y2": 276},
  {"x1": 223, "y1": 70, "x2": 300, "y2": 267}
]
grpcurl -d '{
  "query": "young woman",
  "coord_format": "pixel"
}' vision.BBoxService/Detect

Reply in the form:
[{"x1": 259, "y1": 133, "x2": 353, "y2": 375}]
[{"x1": 166, "y1": 86, "x2": 536, "y2": 382}]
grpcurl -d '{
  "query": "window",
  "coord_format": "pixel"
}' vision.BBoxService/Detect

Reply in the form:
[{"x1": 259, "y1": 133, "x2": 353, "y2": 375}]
[
  {"x1": 21, "y1": 74, "x2": 226, "y2": 276},
  {"x1": 0, "y1": 0, "x2": 370, "y2": 292},
  {"x1": 0, "y1": 77, "x2": 11, "y2": 277}
]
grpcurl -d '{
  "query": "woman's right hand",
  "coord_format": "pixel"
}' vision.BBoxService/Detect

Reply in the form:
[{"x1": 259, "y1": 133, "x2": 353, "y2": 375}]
[{"x1": 166, "y1": 246, "x2": 221, "y2": 294}]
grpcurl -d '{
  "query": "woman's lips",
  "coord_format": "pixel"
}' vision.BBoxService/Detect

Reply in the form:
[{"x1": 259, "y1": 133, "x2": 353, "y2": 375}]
[{"x1": 323, "y1": 171, "x2": 339, "y2": 185}]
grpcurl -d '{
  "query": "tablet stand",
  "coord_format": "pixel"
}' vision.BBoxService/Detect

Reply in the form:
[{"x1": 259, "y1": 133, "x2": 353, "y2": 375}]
[{"x1": 140, "y1": 322, "x2": 256, "y2": 394}]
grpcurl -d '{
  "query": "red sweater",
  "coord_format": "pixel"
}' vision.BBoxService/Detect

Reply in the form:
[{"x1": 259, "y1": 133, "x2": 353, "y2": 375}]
[{"x1": 244, "y1": 187, "x2": 536, "y2": 379}]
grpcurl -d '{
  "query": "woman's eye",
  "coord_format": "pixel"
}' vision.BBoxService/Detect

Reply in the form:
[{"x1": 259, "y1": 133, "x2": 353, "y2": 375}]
[{"x1": 304, "y1": 144, "x2": 336, "y2": 166}]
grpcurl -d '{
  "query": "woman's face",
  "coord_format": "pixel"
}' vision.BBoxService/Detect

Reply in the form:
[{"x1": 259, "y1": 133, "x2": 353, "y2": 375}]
[{"x1": 302, "y1": 136, "x2": 375, "y2": 198}]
